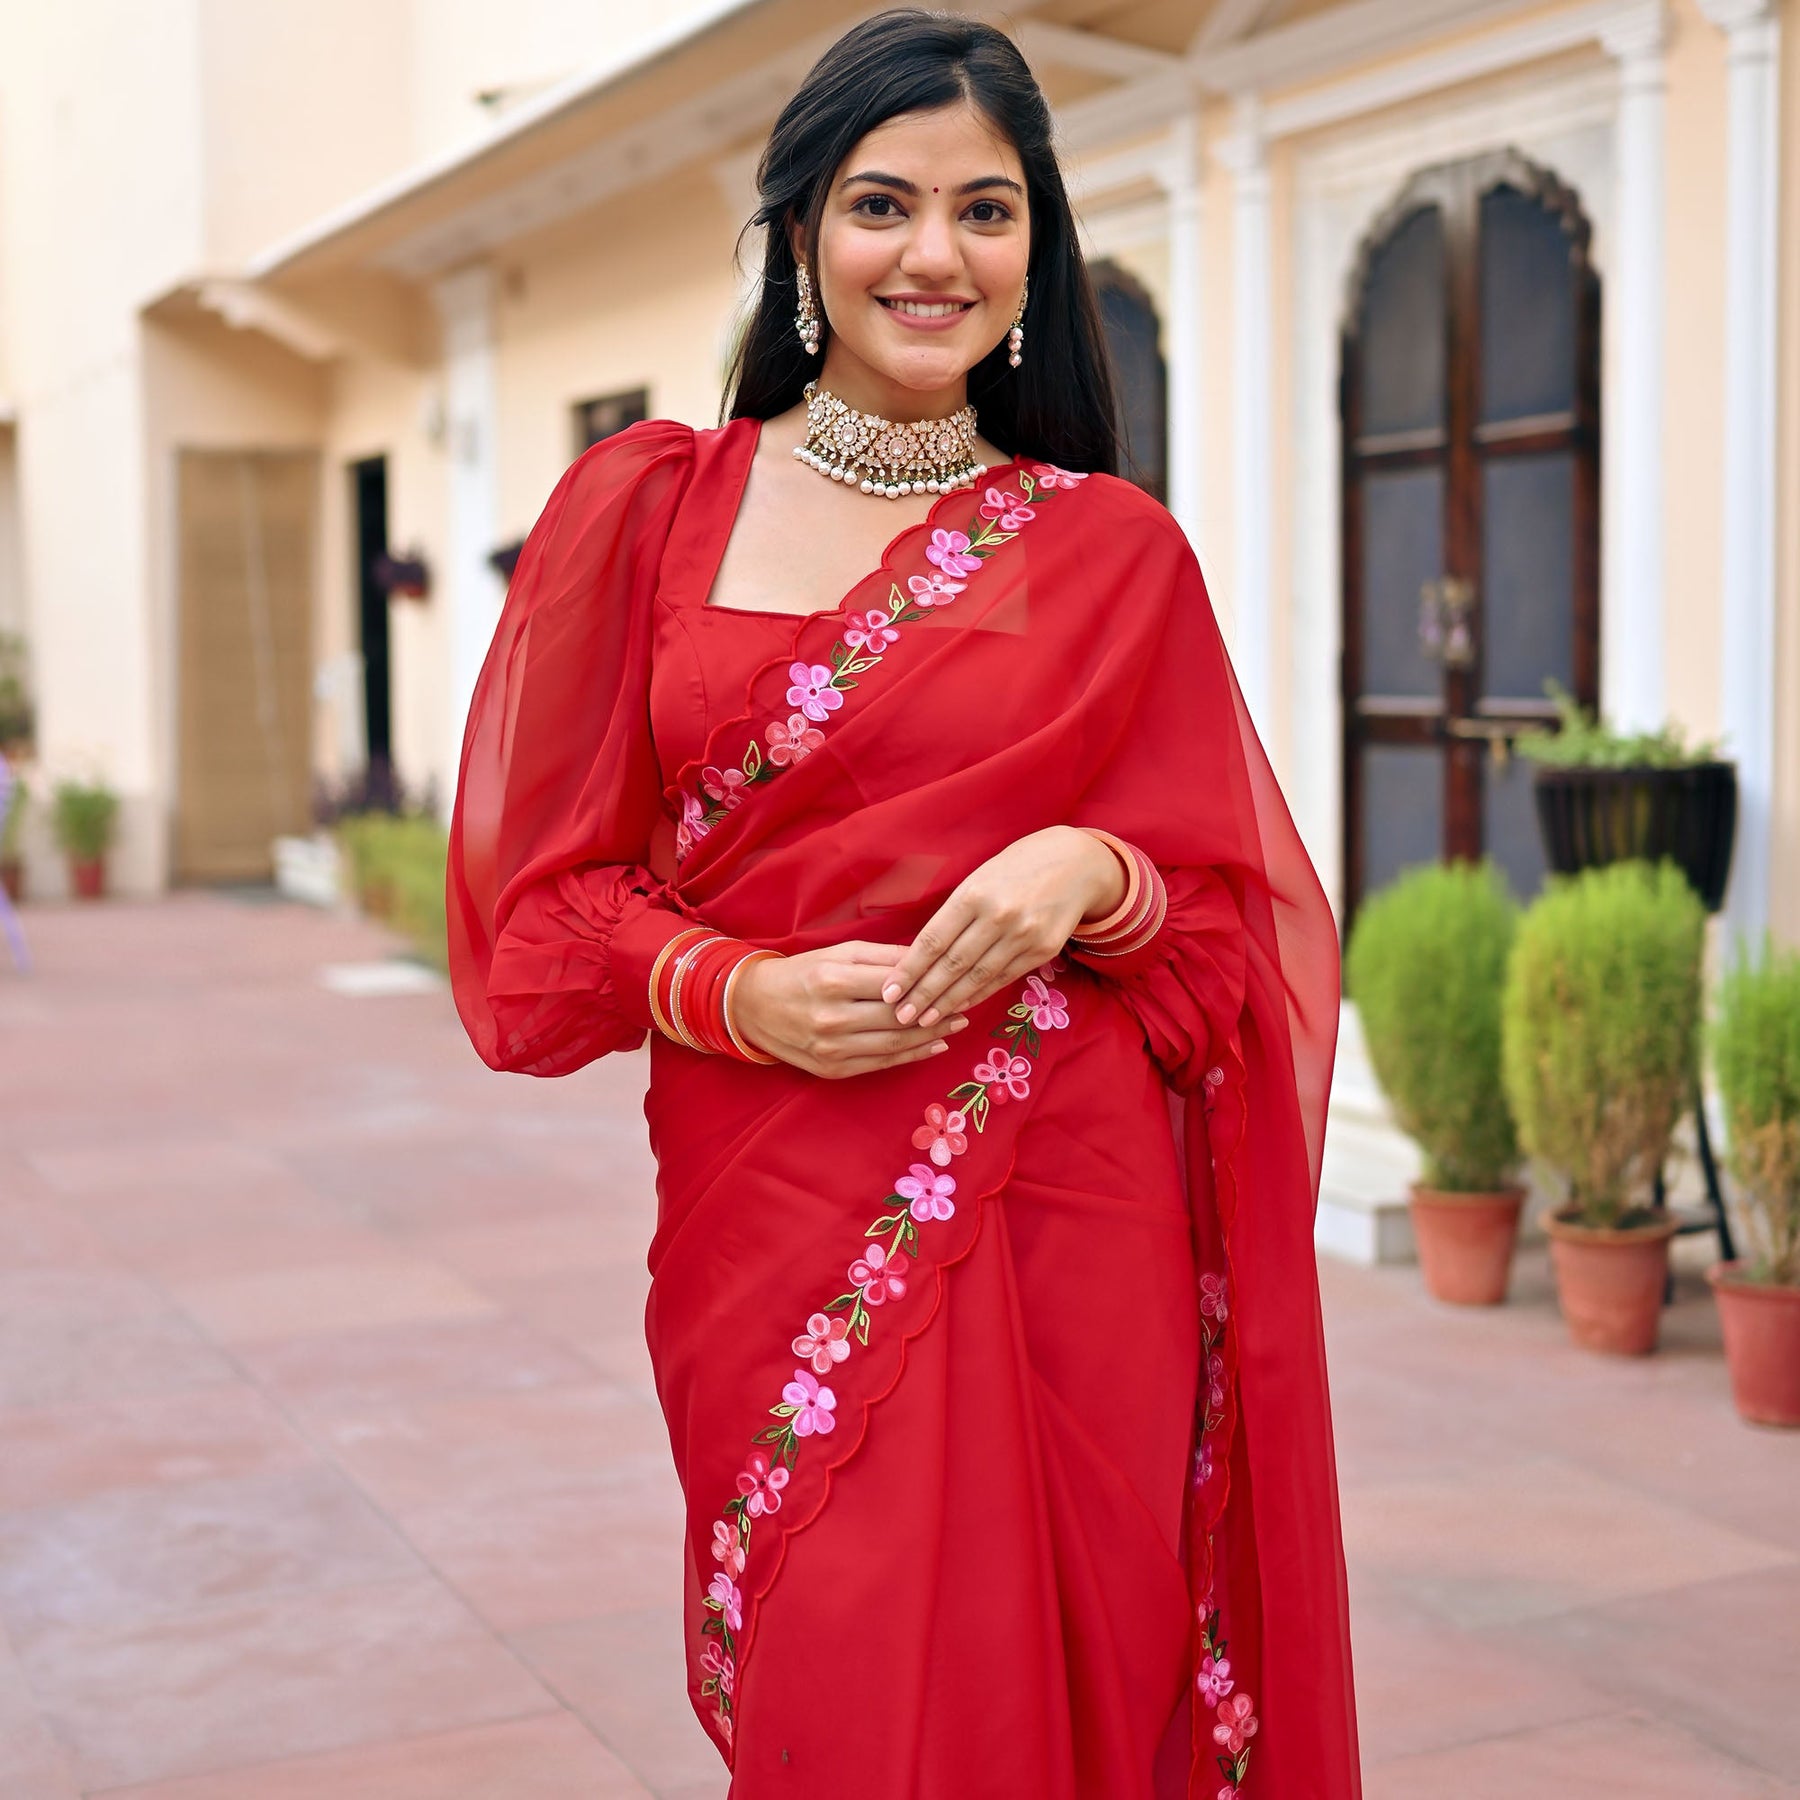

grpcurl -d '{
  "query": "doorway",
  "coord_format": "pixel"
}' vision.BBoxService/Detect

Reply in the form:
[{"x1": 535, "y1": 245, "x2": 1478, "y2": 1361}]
[
  {"x1": 1340, "y1": 148, "x2": 1600, "y2": 919},
  {"x1": 351, "y1": 456, "x2": 394, "y2": 806}
]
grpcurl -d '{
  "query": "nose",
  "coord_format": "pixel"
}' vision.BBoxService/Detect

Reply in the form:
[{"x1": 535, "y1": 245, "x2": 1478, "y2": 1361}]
[{"x1": 897, "y1": 206, "x2": 962, "y2": 283}]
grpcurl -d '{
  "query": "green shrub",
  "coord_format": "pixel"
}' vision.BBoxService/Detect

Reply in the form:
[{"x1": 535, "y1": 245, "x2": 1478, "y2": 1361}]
[
  {"x1": 50, "y1": 780, "x2": 118, "y2": 860},
  {"x1": 1713, "y1": 941, "x2": 1800, "y2": 1285},
  {"x1": 0, "y1": 769, "x2": 25, "y2": 860},
  {"x1": 1501, "y1": 861, "x2": 1704, "y2": 1227},
  {"x1": 335, "y1": 813, "x2": 448, "y2": 969},
  {"x1": 1515, "y1": 681, "x2": 1720, "y2": 769},
  {"x1": 1345, "y1": 860, "x2": 1519, "y2": 1190}
]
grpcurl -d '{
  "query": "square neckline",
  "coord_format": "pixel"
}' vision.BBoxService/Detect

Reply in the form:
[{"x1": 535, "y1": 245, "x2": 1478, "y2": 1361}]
[{"x1": 679, "y1": 414, "x2": 1024, "y2": 624}]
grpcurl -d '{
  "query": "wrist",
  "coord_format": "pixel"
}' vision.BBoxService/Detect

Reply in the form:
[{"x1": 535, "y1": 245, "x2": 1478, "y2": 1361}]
[{"x1": 1072, "y1": 827, "x2": 1133, "y2": 926}]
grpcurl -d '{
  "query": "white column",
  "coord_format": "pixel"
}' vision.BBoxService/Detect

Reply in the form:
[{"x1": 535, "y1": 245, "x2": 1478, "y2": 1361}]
[
  {"x1": 432, "y1": 263, "x2": 502, "y2": 820},
  {"x1": 1701, "y1": 0, "x2": 1783, "y2": 945},
  {"x1": 1599, "y1": 12, "x2": 1669, "y2": 734},
  {"x1": 1161, "y1": 106, "x2": 1207, "y2": 554},
  {"x1": 1215, "y1": 95, "x2": 1273, "y2": 739}
]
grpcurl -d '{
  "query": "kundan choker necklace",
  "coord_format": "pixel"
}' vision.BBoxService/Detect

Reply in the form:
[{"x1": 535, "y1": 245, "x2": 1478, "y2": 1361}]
[{"x1": 794, "y1": 380, "x2": 986, "y2": 499}]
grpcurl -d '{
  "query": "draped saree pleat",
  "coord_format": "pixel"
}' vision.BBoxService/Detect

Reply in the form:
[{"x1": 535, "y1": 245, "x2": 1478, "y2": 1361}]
[{"x1": 448, "y1": 416, "x2": 1361, "y2": 1799}]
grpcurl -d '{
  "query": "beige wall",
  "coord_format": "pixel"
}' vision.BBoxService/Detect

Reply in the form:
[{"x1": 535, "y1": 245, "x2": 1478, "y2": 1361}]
[{"x1": 1772, "y1": 8, "x2": 1800, "y2": 946}]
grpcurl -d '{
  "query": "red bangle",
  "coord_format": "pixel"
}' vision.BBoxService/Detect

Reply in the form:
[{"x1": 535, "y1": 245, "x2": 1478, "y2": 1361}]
[{"x1": 650, "y1": 929, "x2": 781, "y2": 1063}]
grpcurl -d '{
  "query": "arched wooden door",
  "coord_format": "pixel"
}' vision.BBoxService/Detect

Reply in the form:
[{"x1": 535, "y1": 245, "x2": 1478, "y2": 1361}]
[{"x1": 1340, "y1": 150, "x2": 1600, "y2": 919}]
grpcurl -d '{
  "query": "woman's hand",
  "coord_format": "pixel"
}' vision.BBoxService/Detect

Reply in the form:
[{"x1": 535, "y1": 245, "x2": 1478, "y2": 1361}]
[
  {"x1": 733, "y1": 941, "x2": 971, "y2": 1079},
  {"x1": 881, "y1": 827, "x2": 1125, "y2": 1029}
]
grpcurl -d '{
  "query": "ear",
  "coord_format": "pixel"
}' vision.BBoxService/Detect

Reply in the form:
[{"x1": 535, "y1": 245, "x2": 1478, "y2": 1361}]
[{"x1": 786, "y1": 214, "x2": 809, "y2": 274}]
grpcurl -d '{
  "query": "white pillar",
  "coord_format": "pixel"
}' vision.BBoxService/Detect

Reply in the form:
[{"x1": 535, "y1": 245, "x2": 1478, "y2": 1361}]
[
  {"x1": 1599, "y1": 11, "x2": 1669, "y2": 734},
  {"x1": 1215, "y1": 95, "x2": 1273, "y2": 739},
  {"x1": 1161, "y1": 106, "x2": 1207, "y2": 554},
  {"x1": 1701, "y1": 0, "x2": 1783, "y2": 945},
  {"x1": 432, "y1": 263, "x2": 502, "y2": 820}
]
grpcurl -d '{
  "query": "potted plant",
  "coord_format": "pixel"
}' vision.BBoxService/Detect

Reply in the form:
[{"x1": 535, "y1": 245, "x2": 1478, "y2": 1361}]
[
  {"x1": 1346, "y1": 861, "x2": 1523, "y2": 1304},
  {"x1": 1521, "y1": 683, "x2": 1735, "y2": 910},
  {"x1": 1707, "y1": 943, "x2": 1800, "y2": 1426},
  {"x1": 1501, "y1": 860, "x2": 1705, "y2": 1354},
  {"x1": 50, "y1": 778, "x2": 118, "y2": 900},
  {"x1": 0, "y1": 758, "x2": 25, "y2": 903},
  {"x1": 0, "y1": 632, "x2": 33, "y2": 755}
]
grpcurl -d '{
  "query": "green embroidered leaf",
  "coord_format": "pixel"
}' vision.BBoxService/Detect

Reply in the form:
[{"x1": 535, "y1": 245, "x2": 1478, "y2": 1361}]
[
  {"x1": 853, "y1": 1311, "x2": 870, "y2": 1347},
  {"x1": 701, "y1": 1676, "x2": 719, "y2": 1697},
  {"x1": 742, "y1": 741, "x2": 762, "y2": 779}
]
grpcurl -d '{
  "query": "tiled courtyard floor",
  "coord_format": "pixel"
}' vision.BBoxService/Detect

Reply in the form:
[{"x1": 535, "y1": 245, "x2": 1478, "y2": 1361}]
[{"x1": 0, "y1": 894, "x2": 1795, "y2": 1799}]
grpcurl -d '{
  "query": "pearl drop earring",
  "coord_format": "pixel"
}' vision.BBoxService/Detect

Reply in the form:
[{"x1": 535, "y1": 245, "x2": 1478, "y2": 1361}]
[
  {"x1": 1008, "y1": 275, "x2": 1028, "y2": 369},
  {"x1": 795, "y1": 264, "x2": 821, "y2": 357}
]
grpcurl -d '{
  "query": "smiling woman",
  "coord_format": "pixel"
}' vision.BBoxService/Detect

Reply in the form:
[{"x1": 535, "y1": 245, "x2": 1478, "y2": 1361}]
[{"x1": 447, "y1": 11, "x2": 1360, "y2": 1798}]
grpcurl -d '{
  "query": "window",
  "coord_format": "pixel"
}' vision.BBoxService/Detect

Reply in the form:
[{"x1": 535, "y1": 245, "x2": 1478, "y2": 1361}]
[{"x1": 573, "y1": 388, "x2": 649, "y2": 454}]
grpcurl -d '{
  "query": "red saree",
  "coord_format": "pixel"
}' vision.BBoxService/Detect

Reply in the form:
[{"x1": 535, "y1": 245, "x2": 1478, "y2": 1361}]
[{"x1": 449, "y1": 416, "x2": 1360, "y2": 1798}]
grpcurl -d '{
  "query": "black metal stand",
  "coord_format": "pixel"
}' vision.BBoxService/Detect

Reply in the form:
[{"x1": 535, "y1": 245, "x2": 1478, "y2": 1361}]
[{"x1": 1653, "y1": 1073, "x2": 1736, "y2": 1303}]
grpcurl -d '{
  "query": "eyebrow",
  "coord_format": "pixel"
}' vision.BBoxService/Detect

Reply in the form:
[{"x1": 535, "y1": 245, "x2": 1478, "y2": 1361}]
[{"x1": 838, "y1": 170, "x2": 1024, "y2": 197}]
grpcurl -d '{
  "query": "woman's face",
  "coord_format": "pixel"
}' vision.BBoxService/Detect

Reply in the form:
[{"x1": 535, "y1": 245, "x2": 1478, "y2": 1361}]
[{"x1": 799, "y1": 101, "x2": 1031, "y2": 417}]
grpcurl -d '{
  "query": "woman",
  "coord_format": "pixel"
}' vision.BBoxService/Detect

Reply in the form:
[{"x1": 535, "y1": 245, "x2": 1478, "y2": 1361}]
[{"x1": 449, "y1": 11, "x2": 1359, "y2": 1797}]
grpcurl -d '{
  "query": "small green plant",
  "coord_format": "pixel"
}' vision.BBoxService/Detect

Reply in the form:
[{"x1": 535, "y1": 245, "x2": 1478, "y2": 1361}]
[
  {"x1": 1713, "y1": 942, "x2": 1800, "y2": 1285},
  {"x1": 335, "y1": 811, "x2": 448, "y2": 969},
  {"x1": 1346, "y1": 861, "x2": 1519, "y2": 1190},
  {"x1": 50, "y1": 779, "x2": 118, "y2": 861},
  {"x1": 0, "y1": 633, "x2": 32, "y2": 748},
  {"x1": 0, "y1": 767, "x2": 26, "y2": 861},
  {"x1": 1501, "y1": 860, "x2": 1705, "y2": 1227},
  {"x1": 1515, "y1": 681, "x2": 1720, "y2": 769}
]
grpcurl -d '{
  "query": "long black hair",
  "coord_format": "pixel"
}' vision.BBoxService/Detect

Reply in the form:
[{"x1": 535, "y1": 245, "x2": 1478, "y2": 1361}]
[{"x1": 722, "y1": 10, "x2": 1120, "y2": 476}]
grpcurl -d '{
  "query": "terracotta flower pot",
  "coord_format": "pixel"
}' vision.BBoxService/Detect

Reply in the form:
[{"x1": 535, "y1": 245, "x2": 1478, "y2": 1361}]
[
  {"x1": 1408, "y1": 1184, "x2": 1525, "y2": 1305},
  {"x1": 0, "y1": 857, "x2": 21, "y2": 904},
  {"x1": 1541, "y1": 1208, "x2": 1679, "y2": 1355},
  {"x1": 1708, "y1": 1264, "x2": 1800, "y2": 1427},
  {"x1": 69, "y1": 856, "x2": 105, "y2": 901}
]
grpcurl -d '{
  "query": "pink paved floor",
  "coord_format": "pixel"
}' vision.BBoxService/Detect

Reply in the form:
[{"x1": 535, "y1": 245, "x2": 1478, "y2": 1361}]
[{"x1": 1, "y1": 894, "x2": 1795, "y2": 1798}]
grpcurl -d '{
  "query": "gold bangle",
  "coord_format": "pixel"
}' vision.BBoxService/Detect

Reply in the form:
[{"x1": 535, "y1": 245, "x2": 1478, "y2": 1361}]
[{"x1": 722, "y1": 948, "x2": 782, "y2": 1064}]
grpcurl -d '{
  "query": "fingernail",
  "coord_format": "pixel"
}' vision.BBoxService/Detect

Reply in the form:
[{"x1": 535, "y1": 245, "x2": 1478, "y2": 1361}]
[
  {"x1": 881, "y1": 982, "x2": 901, "y2": 1002},
  {"x1": 948, "y1": 1017, "x2": 970, "y2": 1032},
  {"x1": 919, "y1": 1009, "x2": 939, "y2": 1029},
  {"x1": 928, "y1": 1040, "x2": 948, "y2": 1054},
  {"x1": 895, "y1": 1003, "x2": 916, "y2": 1025}
]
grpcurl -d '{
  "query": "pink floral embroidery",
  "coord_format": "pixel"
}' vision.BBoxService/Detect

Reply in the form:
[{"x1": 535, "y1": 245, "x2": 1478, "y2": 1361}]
[
  {"x1": 735, "y1": 1451, "x2": 789, "y2": 1517},
  {"x1": 700, "y1": 1639, "x2": 736, "y2": 1695},
  {"x1": 1207, "y1": 1349, "x2": 1227, "y2": 1409},
  {"x1": 781, "y1": 1368, "x2": 838, "y2": 1437},
  {"x1": 764, "y1": 713, "x2": 824, "y2": 766},
  {"x1": 906, "y1": 571, "x2": 966, "y2": 606},
  {"x1": 786, "y1": 661, "x2": 843, "y2": 723},
  {"x1": 978, "y1": 486, "x2": 1036, "y2": 530},
  {"x1": 707, "y1": 1572, "x2": 745, "y2": 1632},
  {"x1": 1198, "y1": 1651, "x2": 1234, "y2": 1704},
  {"x1": 924, "y1": 527, "x2": 982, "y2": 577},
  {"x1": 843, "y1": 609, "x2": 900, "y2": 652},
  {"x1": 1021, "y1": 973, "x2": 1068, "y2": 1029},
  {"x1": 1193, "y1": 1439, "x2": 1215, "y2": 1489},
  {"x1": 711, "y1": 1519, "x2": 745, "y2": 1575},
  {"x1": 911, "y1": 1102, "x2": 969, "y2": 1167},
  {"x1": 848, "y1": 1241, "x2": 910, "y2": 1305},
  {"x1": 1213, "y1": 1694, "x2": 1259, "y2": 1758},
  {"x1": 791, "y1": 1310, "x2": 851, "y2": 1375},
  {"x1": 895, "y1": 1163, "x2": 956, "y2": 1223},
  {"x1": 1029, "y1": 462, "x2": 1088, "y2": 489},
  {"x1": 702, "y1": 765, "x2": 747, "y2": 807},
  {"x1": 1199, "y1": 1272, "x2": 1230, "y2": 1321},
  {"x1": 972, "y1": 1049, "x2": 1032, "y2": 1103}
]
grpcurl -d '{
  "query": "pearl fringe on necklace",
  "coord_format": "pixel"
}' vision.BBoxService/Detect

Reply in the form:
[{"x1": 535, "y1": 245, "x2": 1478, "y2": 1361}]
[{"x1": 793, "y1": 380, "x2": 986, "y2": 499}]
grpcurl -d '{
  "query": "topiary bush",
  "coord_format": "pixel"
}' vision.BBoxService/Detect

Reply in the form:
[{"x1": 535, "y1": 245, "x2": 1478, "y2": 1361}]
[
  {"x1": 1501, "y1": 860, "x2": 1705, "y2": 1228},
  {"x1": 1345, "y1": 860, "x2": 1519, "y2": 1191},
  {"x1": 1713, "y1": 941, "x2": 1800, "y2": 1286},
  {"x1": 335, "y1": 812, "x2": 448, "y2": 970}
]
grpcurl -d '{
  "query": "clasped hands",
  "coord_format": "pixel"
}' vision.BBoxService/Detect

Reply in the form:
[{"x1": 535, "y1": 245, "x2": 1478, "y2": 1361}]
[{"x1": 732, "y1": 826, "x2": 1125, "y2": 1080}]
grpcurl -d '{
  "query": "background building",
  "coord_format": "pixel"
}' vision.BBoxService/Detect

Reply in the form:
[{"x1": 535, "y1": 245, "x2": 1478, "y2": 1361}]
[{"x1": 1, "y1": 0, "x2": 1793, "y2": 940}]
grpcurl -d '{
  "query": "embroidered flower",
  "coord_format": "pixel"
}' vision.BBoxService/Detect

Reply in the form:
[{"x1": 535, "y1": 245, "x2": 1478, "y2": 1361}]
[
  {"x1": 895, "y1": 1162, "x2": 956, "y2": 1223},
  {"x1": 702, "y1": 764, "x2": 747, "y2": 807},
  {"x1": 1034, "y1": 955, "x2": 1066, "y2": 982},
  {"x1": 700, "y1": 1639, "x2": 736, "y2": 1695},
  {"x1": 736, "y1": 1450, "x2": 790, "y2": 1517},
  {"x1": 1198, "y1": 1652, "x2": 1234, "y2": 1704},
  {"x1": 843, "y1": 609, "x2": 900, "y2": 653},
  {"x1": 679, "y1": 791, "x2": 709, "y2": 839},
  {"x1": 765, "y1": 712, "x2": 825, "y2": 766},
  {"x1": 924, "y1": 528, "x2": 982, "y2": 578},
  {"x1": 1022, "y1": 973, "x2": 1068, "y2": 1030},
  {"x1": 1029, "y1": 462, "x2": 1088, "y2": 489},
  {"x1": 911, "y1": 1102, "x2": 969, "y2": 1167},
  {"x1": 849, "y1": 1241, "x2": 910, "y2": 1305},
  {"x1": 786, "y1": 661, "x2": 844, "y2": 723},
  {"x1": 710, "y1": 1518, "x2": 746, "y2": 1576},
  {"x1": 782, "y1": 1367, "x2": 838, "y2": 1437},
  {"x1": 716, "y1": 1706, "x2": 734, "y2": 1744},
  {"x1": 1215, "y1": 1787, "x2": 1237, "y2": 1800},
  {"x1": 907, "y1": 571, "x2": 966, "y2": 607},
  {"x1": 973, "y1": 1049, "x2": 1032, "y2": 1103},
  {"x1": 1200, "y1": 1272, "x2": 1230, "y2": 1321},
  {"x1": 978, "y1": 486, "x2": 1036, "y2": 531},
  {"x1": 1213, "y1": 1694, "x2": 1258, "y2": 1757},
  {"x1": 792, "y1": 1310, "x2": 851, "y2": 1375},
  {"x1": 707, "y1": 1572, "x2": 745, "y2": 1632},
  {"x1": 1207, "y1": 1350, "x2": 1227, "y2": 1409},
  {"x1": 1193, "y1": 1439, "x2": 1215, "y2": 1488}
]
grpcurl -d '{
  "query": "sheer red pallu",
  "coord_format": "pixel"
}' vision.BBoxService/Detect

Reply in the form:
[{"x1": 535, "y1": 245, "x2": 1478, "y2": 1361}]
[{"x1": 449, "y1": 416, "x2": 1360, "y2": 1799}]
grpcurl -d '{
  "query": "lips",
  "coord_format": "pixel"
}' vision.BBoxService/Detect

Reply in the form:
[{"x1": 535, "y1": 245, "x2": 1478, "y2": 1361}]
[{"x1": 877, "y1": 297, "x2": 975, "y2": 319}]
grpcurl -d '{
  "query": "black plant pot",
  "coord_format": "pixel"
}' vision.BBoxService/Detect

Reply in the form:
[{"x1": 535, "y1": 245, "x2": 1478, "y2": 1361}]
[{"x1": 1531, "y1": 761, "x2": 1737, "y2": 913}]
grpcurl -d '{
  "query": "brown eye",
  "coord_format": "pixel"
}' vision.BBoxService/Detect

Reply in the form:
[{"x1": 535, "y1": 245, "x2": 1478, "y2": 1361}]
[
  {"x1": 967, "y1": 200, "x2": 1011, "y2": 224},
  {"x1": 854, "y1": 194, "x2": 902, "y2": 218}
]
